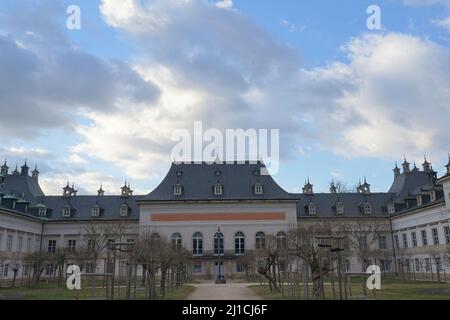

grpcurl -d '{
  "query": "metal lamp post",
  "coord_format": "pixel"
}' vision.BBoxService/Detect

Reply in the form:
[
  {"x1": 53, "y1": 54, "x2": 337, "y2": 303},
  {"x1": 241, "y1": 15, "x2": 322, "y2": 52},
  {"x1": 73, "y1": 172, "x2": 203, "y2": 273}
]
[{"x1": 215, "y1": 225, "x2": 226, "y2": 284}]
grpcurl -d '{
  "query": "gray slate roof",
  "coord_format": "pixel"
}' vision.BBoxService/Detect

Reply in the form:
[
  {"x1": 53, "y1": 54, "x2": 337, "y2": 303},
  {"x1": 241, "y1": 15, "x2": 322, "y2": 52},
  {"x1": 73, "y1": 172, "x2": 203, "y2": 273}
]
[
  {"x1": 139, "y1": 161, "x2": 298, "y2": 202},
  {"x1": 296, "y1": 192, "x2": 394, "y2": 218}
]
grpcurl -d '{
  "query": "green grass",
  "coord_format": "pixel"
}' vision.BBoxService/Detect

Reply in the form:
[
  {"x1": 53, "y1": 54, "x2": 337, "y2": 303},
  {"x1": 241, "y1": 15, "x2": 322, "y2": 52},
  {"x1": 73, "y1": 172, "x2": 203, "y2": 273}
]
[
  {"x1": 250, "y1": 277, "x2": 450, "y2": 300},
  {"x1": 0, "y1": 282, "x2": 195, "y2": 300}
]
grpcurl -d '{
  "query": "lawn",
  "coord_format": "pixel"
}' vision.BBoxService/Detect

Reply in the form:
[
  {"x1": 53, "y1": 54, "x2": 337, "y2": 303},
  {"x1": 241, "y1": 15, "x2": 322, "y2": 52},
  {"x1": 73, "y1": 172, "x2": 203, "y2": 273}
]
[
  {"x1": 250, "y1": 277, "x2": 450, "y2": 300},
  {"x1": 0, "y1": 282, "x2": 195, "y2": 300}
]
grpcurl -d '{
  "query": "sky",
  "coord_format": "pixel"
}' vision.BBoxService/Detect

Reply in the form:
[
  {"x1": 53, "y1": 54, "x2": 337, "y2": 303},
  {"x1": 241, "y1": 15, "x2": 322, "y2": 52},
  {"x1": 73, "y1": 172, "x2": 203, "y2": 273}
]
[{"x1": 0, "y1": 0, "x2": 450, "y2": 196}]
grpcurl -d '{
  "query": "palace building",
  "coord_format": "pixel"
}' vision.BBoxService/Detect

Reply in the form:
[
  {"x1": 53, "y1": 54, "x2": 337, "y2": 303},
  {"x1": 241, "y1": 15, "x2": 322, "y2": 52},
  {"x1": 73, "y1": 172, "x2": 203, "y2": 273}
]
[{"x1": 0, "y1": 157, "x2": 449, "y2": 281}]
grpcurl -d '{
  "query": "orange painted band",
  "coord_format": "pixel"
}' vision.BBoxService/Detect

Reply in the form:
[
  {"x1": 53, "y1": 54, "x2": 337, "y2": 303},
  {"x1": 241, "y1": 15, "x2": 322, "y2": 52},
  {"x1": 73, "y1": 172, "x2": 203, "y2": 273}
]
[{"x1": 151, "y1": 212, "x2": 286, "y2": 222}]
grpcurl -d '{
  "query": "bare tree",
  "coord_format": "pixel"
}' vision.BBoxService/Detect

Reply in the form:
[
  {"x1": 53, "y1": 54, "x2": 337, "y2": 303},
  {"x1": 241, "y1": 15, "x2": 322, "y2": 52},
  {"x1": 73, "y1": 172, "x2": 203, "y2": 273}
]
[
  {"x1": 288, "y1": 220, "x2": 335, "y2": 299},
  {"x1": 344, "y1": 220, "x2": 389, "y2": 271}
]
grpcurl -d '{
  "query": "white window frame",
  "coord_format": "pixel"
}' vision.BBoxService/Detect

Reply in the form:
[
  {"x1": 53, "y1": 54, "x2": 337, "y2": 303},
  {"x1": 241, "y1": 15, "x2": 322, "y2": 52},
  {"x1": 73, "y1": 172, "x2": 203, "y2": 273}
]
[
  {"x1": 48, "y1": 240, "x2": 56, "y2": 253},
  {"x1": 416, "y1": 195, "x2": 422, "y2": 206},
  {"x1": 430, "y1": 191, "x2": 436, "y2": 202},
  {"x1": 38, "y1": 207, "x2": 47, "y2": 216},
  {"x1": 120, "y1": 205, "x2": 129, "y2": 217},
  {"x1": 432, "y1": 228, "x2": 440, "y2": 245},
  {"x1": 173, "y1": 185, "x2": 182, "y2": 196},
  {"x1": 336, "y1": 203, "x2": 344, "y2": 215},
  {"x1": 444, "y1": 226, "x2": 450, "y2": 245},
  {"x1": 68, "y1": 240, "x2": 76, "y2": 252},
  {"x1": 6, "y1": 235, "x2": 13, "y2": 252},
  {"x1": 214, "y1": 184, "x2": 223, "y2": 196},
  {"x1": 411, "y1": 232, "x2": 417, "y2": 247},
  {"x1": 378, "y1": 236, "x2": 386, "y2": 249},
  {"x1": 62, "y1": 206, "x2": 71, "y2": 217},
  {"x1": 254, "y1": 184, "x2": 263, "y2": 195},
  {"x1": 308, "y1": 203, "x2": 316, "y2": 215},
  {"x1": 402, "y1": 233, "x2": 408, "y2": 248},
  {"x1": 421, "y1": 230, "x2": 428, "y2": 246},
  {"x1": 363, "y1": 203, "x2": 372, "y2": 215},
  {"x1": 91, "y1": 206, "x2": 100, "y2": 217},
  {"x1": 388, "y1": 203, "x2": 395, "y2": 214},
  {"x1": 234, "y1": 232, "x2": 245, "y2": 256}
]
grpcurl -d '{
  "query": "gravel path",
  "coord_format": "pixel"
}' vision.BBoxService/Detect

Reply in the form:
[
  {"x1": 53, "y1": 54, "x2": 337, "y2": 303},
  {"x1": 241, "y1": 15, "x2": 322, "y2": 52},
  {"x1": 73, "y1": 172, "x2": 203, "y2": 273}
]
[{"x1": 186, "y1": 282, "x2": 262, "y2": 300}]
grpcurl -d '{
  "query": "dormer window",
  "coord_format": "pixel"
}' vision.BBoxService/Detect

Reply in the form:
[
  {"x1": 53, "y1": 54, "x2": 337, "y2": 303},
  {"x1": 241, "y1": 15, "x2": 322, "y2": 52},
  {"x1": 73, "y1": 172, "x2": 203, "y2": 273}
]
[
  {"x1": 388, "y1": 203, "x2": 395, "y2": 214},
  {"x1": 214, "y1": 183, "x2": 223, "y2": 195},
  {"x1": 336, "y1": 203, "x2": 344, "y2": 215},
  {"x1": 416, "y1": 195, "x2": 423, "y2": 206},
  {"x1": 173, "y1": 184, "x2": 183, "y2": 196},
  {"x1": 254, "y1": 183, "x2": 263, "y2": 195},
  {"x1": 91, "y1": 206, "x2": 100, "y2": 217},
  {"x1": 430, "y1": 191, "x2": 436, "y2": 202},
  {"x1": 38, "y1": 207, "x2": 47, "y2": 217},
  {"x1": 308, "y1": 202, "x2": 317, "y2": 215},
  {"x1": 363, "y1": 203, "x2": 372, "y2": 215},
  {"x1": 62, "y1": 206, "x2": 72, "y2": 217},
  {"x1": 120, "y1": 205, "x2": 129, "y2": 217}
]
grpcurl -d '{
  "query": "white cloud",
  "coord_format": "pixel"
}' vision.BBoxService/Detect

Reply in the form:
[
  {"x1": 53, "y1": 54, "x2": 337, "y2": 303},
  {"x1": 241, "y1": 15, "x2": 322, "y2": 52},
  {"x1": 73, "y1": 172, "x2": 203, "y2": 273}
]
[
  {"x1": 215, "y1": 0, "x2": 233, "y2": 9},
  {"x1": 70, "y1": 0, "x2": 450, "y2": 177}
]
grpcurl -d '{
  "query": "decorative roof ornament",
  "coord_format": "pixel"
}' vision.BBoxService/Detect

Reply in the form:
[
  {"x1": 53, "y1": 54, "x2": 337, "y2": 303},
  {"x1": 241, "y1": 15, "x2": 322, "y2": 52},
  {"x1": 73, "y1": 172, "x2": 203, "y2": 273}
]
[
  {"x1": 422, "y1": 155, "x2": 431, "y2": 172},
  {"x1": 32, "y1": 165, "x2": 39, "y2": 180},
  {"x1": 0, "y1": 158, "x2": 8, "y2": 176},
  {"x1": 402, "y1": 156, "x2": 410, "y2": 173},
  {"x1": 12, "y1": 164, "x2": 19, "y2": 175},
  {"x1": 97, "y1": 185, "x2": 105, "y2": 196},
  {"x1": 330, "y1": 180, "x2": 337, "y2": 194},
  {"x1": 21, "y1": 159, "x2": 29, "y2": 176},
  {"x1": 446, "y1": 153, "x2": 450, "y2": 174},
  {"x1": 393, "y1": 162, "x2": 400, "y2": 177},
  {"x1": 121, "y1": 180, "x2": 133, "y2": 197},
  {"x1": 302, "y1": 178, "x2": 314, "y2": 195},
  {"x1": 412, "y1": 162, "x2": 419, "y2": 172}
]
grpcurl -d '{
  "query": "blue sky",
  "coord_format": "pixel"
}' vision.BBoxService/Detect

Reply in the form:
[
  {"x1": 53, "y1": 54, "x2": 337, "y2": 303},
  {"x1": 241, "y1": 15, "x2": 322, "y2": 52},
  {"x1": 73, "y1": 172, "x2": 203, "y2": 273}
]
[{"x1": 1, "y1": 0, "x2": 450, "y2": 195}]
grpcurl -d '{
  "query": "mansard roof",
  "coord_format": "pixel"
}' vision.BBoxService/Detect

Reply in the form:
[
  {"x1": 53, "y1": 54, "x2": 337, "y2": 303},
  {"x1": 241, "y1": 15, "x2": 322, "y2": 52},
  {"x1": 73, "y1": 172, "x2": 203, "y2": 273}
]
[
  {"x1": 0, "y1": 173, "x2": 44, "y2": 204},
  {"x1": 38, "y1": 195, "x2": 140, "y2": 221},
  {"x1": 296, "y1": 192, "x2": 393, "y2": 218},
  {"x1": 139, "y1": 161, "x2": 297, "y2": 202},
  {"x1": 388, "y1": 170, "x2": 436, "y2": 201}
]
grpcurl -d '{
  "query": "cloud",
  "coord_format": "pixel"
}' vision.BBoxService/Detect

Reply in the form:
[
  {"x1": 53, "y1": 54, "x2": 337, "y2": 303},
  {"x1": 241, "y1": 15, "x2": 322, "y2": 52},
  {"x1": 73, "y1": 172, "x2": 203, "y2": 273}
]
[
  {"x1": 403, "y1": 0, "x2": 450, "y2": 32},
  {"x1": 0, "y1": 1, "x2": 160, "y2": 141},
  {"x1": 215, "y1": 0, "x2": 233, "y2": 9},
  {"x1": 68, "y1": 0, "x2": 450, "y2": 182},
  {"x1": 280, "y1": 19, "x2": 304, "y2": 33}
]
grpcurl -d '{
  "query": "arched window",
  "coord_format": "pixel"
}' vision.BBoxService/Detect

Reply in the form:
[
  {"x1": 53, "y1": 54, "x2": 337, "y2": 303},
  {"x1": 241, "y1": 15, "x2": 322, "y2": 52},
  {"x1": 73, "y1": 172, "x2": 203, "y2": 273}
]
[
  {"x1": 171, "y1": 233, "x2": 182, "y2": 250},
  {"x1": 193, "y1": 232, "x2": 203, "y2": 256},
  {"x1": 255, "y1": 232, "x2": 265, "y2": 250},
  {"x1": 214, "y1": 232, "x2": 224, "y2": 255},
  {"x1": 235, "y1": 232, "x2": 245, "y2": 255},
  {"x1": 277, "y1": 231, "x2": 287, "y2": 250}
]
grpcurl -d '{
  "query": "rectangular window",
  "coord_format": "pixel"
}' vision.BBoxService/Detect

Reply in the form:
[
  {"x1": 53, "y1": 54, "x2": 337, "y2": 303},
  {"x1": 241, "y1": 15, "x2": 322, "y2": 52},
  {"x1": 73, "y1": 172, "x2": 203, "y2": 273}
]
[
  {"x1": 411, "y1": 232, "x2": 417, "y2": 247},
  {"x1": 17, "y1": 236, "x2": 23, "y2": 252},
  {"x1": 425, "y1": 258, "x2": 431, "y2": 271},
  {"x1": 436, "y1": 257, "x2": 442, "y2": 270},
  {"x1": 48, "y1": 240, "x2": 56, "y2": 253},
  {"x1": 3, "y1": 264, "x2": 9, "y2": 277},
  {"x1": 193, "y1": 263, "x2": 202, "y2": 274},
  {"x1": 445, "y1": 226, "x2": 450, "y2": 245},
  {"x1": 23, "y1": 265, "x2": 29, "y2": 276},
  {"x1": 414, "y1": 258, "x2": 420, "y2": 272},
  {"x1": 68, "y1": 240, "x2": 76, "y2": 252},
  {"x1": 214, "y1": 235, "x2": 224, "y2": 256},
  {"x1": 6, "y1": 235, "x2": 13, "y2": 252},
  {"x1": 88, "y1": 239, "x2": 96, "y2": 251},
  {"x1": 378, "y1": 236, "x2": 386, "y2": 249},
  {"x1": 236, "y1": 263, "x2": 245, "y2": 273},
  {"x1": 421, "y1": 230, "x2": 428, "y2": 246},
  {"x1": 193, "y1": 236, "x2": 203, "y2": 256},
  {"x1": 402, "y1": 234, "x2": 408, "y2": 248},
  {"x1": 359, "y1": 236, "x2": 367, "y2": 249},
  {"x1": 27, "y1": 238, "x2": 32, "y2": 252},
  {"x1": 62, "y1": 207, "x2": 71, "y2": 217},
  {"x1": 46, "y1": 264, "x2": 56, "y2": 276},
  {"x1": 394, "y1": 235, "x2": 399, "y2": 249},
  {"x1": 336, "y1": 203, "x2": 344, "y2": 215},
  {"x1": 432, "y1": 228, "x2": 439, "y2": 245}
]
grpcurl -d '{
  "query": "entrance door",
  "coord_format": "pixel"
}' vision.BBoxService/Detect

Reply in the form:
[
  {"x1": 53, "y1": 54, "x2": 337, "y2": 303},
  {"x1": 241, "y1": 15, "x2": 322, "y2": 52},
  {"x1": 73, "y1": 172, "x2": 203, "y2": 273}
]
[{"x1": 214, "y1": 262, "x2": 224, "y2": 277}]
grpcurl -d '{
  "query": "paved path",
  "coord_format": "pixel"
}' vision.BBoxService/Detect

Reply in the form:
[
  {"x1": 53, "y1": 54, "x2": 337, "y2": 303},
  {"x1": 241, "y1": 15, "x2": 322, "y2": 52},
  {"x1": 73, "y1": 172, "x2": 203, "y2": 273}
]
[{"x1": 186, "y1": 282, "x2": 262, "y2": 300}]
